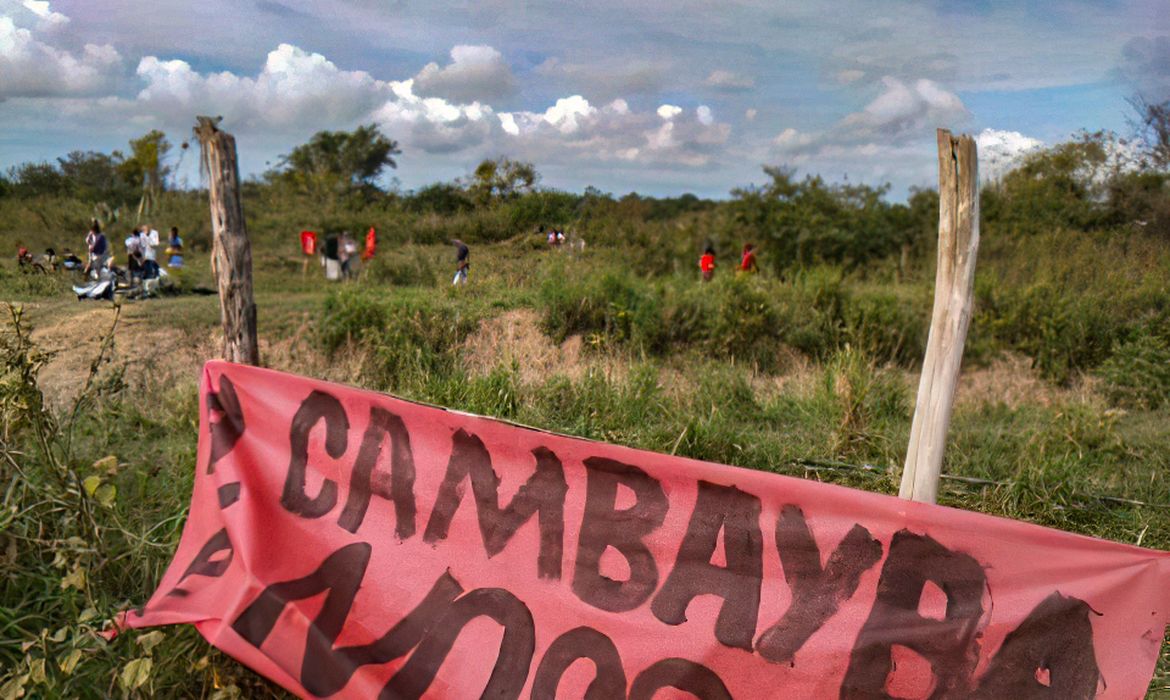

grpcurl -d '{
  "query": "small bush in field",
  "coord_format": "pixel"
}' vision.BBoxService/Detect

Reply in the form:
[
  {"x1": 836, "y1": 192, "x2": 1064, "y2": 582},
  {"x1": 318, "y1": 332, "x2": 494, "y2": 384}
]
[
  {"x1": 363, "y1": 246, "x2": 439, "y2": 287},
  {"x1": 1099, "y1": 334, "x2": 1170, "y2": 409}
]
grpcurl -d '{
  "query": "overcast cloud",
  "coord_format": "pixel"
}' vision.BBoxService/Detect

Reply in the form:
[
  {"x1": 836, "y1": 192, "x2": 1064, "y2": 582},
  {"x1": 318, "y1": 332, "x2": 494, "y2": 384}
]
[{"x1": 1, "y1": 0, "x2": 1167, "y2": 198}]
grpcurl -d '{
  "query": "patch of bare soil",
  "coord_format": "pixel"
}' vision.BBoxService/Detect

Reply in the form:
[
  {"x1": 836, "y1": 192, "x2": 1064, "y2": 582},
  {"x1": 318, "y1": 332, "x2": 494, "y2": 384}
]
[
  {"x1": 461, "y1": 308, "x2": 625, "y2": 384},
  {"x1": 953, "y1": 352, "x2": 1099, "y2": 408},
  {"x1": 31, "y1": 306, "x2": 213, "y2": 408}
]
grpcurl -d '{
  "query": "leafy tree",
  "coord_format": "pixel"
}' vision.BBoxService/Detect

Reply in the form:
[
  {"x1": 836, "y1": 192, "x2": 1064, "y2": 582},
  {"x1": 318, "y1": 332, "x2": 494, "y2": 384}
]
[
  {"x1": 275, "y1": 124, "x2": 400, "y2": 193},
  {"x1": 467, "y1": 158, "x2": 538, "y2": 206},
  {"x1": 1129, "y1": 94, "x2": 1170, "y2": 170},
  {"x1": 405, "y1": 182, "x2": 473, "y2": 215},
  {"x1": 56, "y1": 151, "x2": 135, "y2": 203},
  {"x1": 5, "y1": 162, "x2": 69, "y2": 198}
]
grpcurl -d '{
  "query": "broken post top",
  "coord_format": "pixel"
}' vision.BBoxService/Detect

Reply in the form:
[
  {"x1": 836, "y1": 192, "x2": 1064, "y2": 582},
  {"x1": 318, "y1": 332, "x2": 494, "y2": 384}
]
[{"x1": 194, "y1": 116, "x2": 226, "y2": 144}]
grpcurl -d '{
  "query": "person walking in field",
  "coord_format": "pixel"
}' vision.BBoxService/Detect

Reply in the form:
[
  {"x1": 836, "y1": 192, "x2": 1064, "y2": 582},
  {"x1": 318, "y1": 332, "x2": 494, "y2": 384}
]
[
  {"x1": 700, "y1": 245, "x2": 716, "y2": 282},
  {"x1": 740, "y1": 243, "x2": 759, "y2": 274},
  {"x1": 452, "y1": 239, "x2": 470, "y2": 285}
]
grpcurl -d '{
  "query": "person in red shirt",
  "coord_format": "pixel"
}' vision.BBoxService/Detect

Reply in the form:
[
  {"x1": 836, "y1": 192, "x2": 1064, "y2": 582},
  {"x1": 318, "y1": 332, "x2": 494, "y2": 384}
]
[
  {"x1": 740, "y1": 243, "x2": 759, "y2": 274},
  {"x1": 699, "y1": 245, "x2": 716, "y2": 282}
]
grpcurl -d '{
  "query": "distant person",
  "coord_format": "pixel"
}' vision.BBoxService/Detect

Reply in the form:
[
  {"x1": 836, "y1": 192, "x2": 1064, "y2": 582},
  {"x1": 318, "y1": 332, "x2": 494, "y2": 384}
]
[
  {"x1": 452, "y1": 239, "x2": 470, "y2": 285},
  {"x1": 60, "y1": 249, "x2": 83, "y2": 271},
  {"x1": 166, "y1": 227, "x2": 184, "y2": 268},
  {"x1": 86, "y1": 221, "x2": 109, "y2": 276},
  {"x1": 547, "y1": 228, "x2": 558, "y2": 247},
  {"x1": 125, "y1": 229, "x2": 145, "y2": 283},
  {"x1": 42, "y1": 248, "x2": 58, "y2": 271},
  {"x1": 740, "y1": 243, "x2": 759, "y2": 274},
  {"x1": 700, "y1": 245, "x2": 716, "y2": 282},
  {"x1": 322, "y1": 233, "x2": 342, "y2": 281},
  {"x1": 556, "y1": 229, "x2": 566, "y2": 246},
  {"x1": 141, "y1": 225, "x2": 160, "y2": 264},
  {"x1": 340, "y1": 231, "x2": 359, "y2": 279}
]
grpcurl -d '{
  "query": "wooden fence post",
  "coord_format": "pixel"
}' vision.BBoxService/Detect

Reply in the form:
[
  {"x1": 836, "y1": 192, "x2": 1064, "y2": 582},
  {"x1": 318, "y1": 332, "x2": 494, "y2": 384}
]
[
  {"x1": 194, "y1": 116, "x2": 260, "y2": 366},
  {"x1": 899, "y1": 129, "x2": 979, "y2": 504}
]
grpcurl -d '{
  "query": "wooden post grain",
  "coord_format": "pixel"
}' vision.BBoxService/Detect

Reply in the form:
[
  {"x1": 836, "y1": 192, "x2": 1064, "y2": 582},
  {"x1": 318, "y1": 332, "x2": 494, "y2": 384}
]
[
  {"x1": 899, "y1": 129, "x2": 979, "y2": 503},
  {"x1": 195, "y1": 116, "x2": 259, "y2": 366}
]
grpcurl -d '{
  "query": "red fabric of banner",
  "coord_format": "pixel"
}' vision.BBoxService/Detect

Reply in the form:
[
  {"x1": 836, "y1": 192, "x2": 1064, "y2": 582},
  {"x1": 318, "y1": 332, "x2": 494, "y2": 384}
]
[{"x1": 124, "y1": 361, "x2": 1170, "y2": 698}]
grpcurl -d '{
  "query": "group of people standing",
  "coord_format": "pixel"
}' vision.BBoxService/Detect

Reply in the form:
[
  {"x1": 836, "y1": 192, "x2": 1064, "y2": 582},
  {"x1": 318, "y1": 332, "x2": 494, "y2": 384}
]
[
  {"x1": 699, "y1": 243, "x2": 759, "y2": 281},
  {"x1": 83, "y1": 220, "x2": 184, "y2": 285}
]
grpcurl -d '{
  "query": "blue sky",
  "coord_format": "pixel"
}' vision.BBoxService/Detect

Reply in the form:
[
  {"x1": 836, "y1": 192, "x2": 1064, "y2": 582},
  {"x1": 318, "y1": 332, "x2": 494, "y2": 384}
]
[{"x1": 1, "y1": 0, "x2": 1167, "y2": 200}]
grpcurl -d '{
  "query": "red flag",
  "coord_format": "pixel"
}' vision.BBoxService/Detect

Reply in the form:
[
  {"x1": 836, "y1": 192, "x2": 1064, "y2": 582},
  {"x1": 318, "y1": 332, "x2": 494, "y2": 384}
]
[
  {"x1": 299, "y1": 231, "x2": 317, "y2": 257},
  {"x1": 362, "y1": 226, "x2": 376, "y2": 261}
]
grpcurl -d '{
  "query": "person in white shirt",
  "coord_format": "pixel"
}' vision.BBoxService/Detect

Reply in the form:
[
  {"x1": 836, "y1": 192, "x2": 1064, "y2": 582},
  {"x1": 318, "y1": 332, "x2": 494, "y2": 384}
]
[{"x1": 140, "y1": 225, "x2": 160, "y2": 263}]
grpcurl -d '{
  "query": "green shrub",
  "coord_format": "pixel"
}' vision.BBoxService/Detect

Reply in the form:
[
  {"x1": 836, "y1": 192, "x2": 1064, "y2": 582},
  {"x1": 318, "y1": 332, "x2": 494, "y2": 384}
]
[{"x1": 1099, "y1": 334, "x2": 1170, "y2": 409}]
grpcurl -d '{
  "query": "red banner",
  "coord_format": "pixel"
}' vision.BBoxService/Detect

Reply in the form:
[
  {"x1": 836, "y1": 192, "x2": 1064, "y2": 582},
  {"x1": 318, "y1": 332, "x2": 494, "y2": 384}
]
[
  {"x1": 300, "y1": 230, "x2": 317, "y2": 257},
  {"x1": 125, "y1": 361, "x2": 1170, "y2": 698},
  {"x1": 362, "y1": 226, "x2": 377, "y2": 261}
]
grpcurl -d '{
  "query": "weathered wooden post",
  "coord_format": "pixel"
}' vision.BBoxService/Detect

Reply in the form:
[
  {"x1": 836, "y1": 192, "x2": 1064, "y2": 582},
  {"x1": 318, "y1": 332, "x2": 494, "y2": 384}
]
[
  {"x1": 194, "y1": 116, "x2": 259, "y2": 366},
  {"x1": 899, "y1": 129, "x2": 979, "y2": 503}
]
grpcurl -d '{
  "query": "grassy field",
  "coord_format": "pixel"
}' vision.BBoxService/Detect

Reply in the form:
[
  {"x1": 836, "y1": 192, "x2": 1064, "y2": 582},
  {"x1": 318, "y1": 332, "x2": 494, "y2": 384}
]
[{"x1": 3, "y1": 207, "x2": 1170, "y2": 696}]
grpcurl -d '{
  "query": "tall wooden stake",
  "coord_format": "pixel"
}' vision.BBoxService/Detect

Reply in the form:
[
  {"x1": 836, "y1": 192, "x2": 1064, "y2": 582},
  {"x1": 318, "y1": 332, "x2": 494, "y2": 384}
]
[
  {"x1": 195, "y1": 116, "x2": 259, "y2": 366},
  {"x1": 899, "y1": 129, "x2": 979, "y2": 504}
]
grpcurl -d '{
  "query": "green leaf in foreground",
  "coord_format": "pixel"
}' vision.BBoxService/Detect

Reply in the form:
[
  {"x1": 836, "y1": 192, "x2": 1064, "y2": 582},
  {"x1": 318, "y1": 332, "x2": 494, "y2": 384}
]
[{"x1": 120, "y1": 657, "x2": 152, "y2": 691}]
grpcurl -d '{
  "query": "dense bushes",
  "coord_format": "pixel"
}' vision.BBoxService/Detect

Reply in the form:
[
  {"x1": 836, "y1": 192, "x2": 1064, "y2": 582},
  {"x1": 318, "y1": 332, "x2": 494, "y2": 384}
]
[
  {"x1": 319, "y1": 287, "x2": 479, "y2": 389},
  {"x1": 537, "y1": 265, "x2": 930, "y2": 371},
  {"x1": 1099, "y1": 333, "x2": 1170, "y2": 409}
]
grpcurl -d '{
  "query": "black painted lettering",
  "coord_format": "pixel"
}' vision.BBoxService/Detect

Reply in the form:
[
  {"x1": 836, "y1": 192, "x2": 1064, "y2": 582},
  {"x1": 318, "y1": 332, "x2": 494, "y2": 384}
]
[
  {"x1": 628, "y1": 658, "x2": 732, "y2": 700},
  {"x1": 337, "y1": 407, "x2": 417, "y2": 537},
  {"x1": 380, "y1": 587, "x2": 536, "y2": 700},
  {"x1": 572, "y1": 457, "x2": 668, "y2": 613},
  {"x1": 281, "y1": 390, "x2": 349, "y2": 519},
  {"x1": 972, "y1": 592, "x2": 1100, "y2": 699},
  {"x1": 207, "y1": 374, "x2": 245, "y2": 473},
  {"x1": 531, "y1": 626, "x2": 627, "y2": 700},
  {"x1": 231, "y1": 542, "x2": 370, "y2": 695},
  {"x1": 756, "y1": 505, "x2": 883, "y2": 663},
  {"x1": 424, "y1": 433, "x2": 568, "y2": 578},
  {"x1": 651, "y1": 480, "x2": 764, "y2": 651},
  {"x1": 841, "y1": 530, "x2": 987, "y2": 699}
]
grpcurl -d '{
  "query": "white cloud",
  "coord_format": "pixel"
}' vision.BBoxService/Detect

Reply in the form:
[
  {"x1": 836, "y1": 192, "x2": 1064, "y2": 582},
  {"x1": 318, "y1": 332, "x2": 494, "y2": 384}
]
[
  {"x1": 840, "y1": 77, "x2": 968, "y2": 141},
  {"x1": 134, "y1": 44, "x2": 390, "y2": 129},
  {"x1": 745, "y1": 108, "x2": 758, "y2": 121},
  {"x1": 975, "y1": 128, "x2": 1043, "y2": 180},
  {"x1": 413, "y1": 44, "x2": 516, "y2": 103},
  {"x1": 704, "y1": 69, "x2": 754, "y2": 91},
  {"x1": 499, "y1": 95, "x2": 730, "y2": 167},
  {"x1": 0, "y1": 6, "x2": 121, "y2": 98}
]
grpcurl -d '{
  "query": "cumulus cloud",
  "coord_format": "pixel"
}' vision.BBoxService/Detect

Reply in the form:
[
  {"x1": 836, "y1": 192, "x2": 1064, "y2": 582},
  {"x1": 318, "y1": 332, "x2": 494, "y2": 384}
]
[
  {"x1": 372, "y1": 79, "x2": 497, "y2": 154},
  {"x1": 1116, "y1": 35, "x2": 1170, "y2": 103},
  {"x1": 0, "y1": 3, "x2": 121, "y2": 98},
  {"x1": 840, "y1": 77, "x2": 967, "y2": 141},
  {"x1": 498, "y1": 97, "x2": 729, "y2": 167},
  {"x1": 134, "y1": 43, "x2": 390, "y2": 129},
  {"x1": 413, "y1": 44, "x2": 516, "y2": 103},
  {"x1": 774, "y1": 76, "x2": 968, "y2": 162},
  {"x1": 704, "y1": 69, "x2": 754, "y2": 91},
  {"x1": 975, "y1": 128, "x2": 1043, "y2": 180}
]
